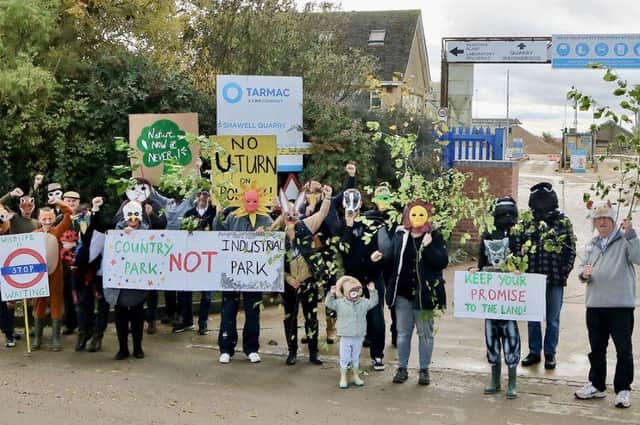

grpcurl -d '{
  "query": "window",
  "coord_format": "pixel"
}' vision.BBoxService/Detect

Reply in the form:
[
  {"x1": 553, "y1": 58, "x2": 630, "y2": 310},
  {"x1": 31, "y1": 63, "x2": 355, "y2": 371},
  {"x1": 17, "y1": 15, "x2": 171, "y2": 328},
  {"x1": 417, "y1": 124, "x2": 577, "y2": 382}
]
[
  {"x1": 370, "y1": 90, "x2": 382, "y2": 110},
  {"x1": 368, "y1": 29, "x2": 386, "y2": 46}
]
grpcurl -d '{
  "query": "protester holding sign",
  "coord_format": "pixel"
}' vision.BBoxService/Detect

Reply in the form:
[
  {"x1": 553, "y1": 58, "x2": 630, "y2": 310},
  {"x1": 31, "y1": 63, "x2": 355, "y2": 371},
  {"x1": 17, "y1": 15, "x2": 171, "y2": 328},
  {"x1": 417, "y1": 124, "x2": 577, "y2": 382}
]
[
  {"x1": 215, "y1": 185, "x2": 273, "y2": 364},
  {"x1": 32, "y1": 198, "x2": 73, "y2": 351},
  {"x1": 574, "y1": 202, "x2": 640, "y2": 408},
  {"x1": 471, "y1": 196, "x2": 520, "y2": 399},
  {"x1": 272, "y1": 185, "x2": 332, "y2": 366},
  {"x1": 104, "y1": 201, "x2": 150, "y2": 360},
  {"x1": 515, "y1": 182, "x2": 576, "y2": 370},
  {"x1": 386, "y1": 200, "x2": 448, "y2": 385},
  {"x1": 176, "y1": 190, "x2": 217, "y2": 335}
]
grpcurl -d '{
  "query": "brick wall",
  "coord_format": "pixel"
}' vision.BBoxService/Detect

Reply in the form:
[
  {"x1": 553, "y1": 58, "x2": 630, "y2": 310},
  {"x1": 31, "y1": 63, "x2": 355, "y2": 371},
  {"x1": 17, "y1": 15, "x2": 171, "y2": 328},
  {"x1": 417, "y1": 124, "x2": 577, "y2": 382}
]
[{"x1": 451, "y1": 160, "x2": 519, "y2": 251}]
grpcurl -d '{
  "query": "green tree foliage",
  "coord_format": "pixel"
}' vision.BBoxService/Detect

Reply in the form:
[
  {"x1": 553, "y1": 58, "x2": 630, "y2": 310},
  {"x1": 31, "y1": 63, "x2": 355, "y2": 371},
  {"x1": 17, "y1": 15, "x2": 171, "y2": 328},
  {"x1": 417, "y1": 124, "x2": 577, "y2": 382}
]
[{"x1": 568, "y1": 67, "x2": 640, "y2": 219}]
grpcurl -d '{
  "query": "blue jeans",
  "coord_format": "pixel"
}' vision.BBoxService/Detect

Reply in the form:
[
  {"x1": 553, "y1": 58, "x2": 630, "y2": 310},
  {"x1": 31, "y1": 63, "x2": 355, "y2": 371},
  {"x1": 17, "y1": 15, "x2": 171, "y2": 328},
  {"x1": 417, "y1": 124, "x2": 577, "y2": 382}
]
[
  {"x1": 179, "y1": 291, "x2": 212, "y2": 330},
  {"x1": 527, "y1": 285, "x2": 564, "y2": 357},
  {"x1": 395, "y1": 296, "x2": 434, "y2": 370}
]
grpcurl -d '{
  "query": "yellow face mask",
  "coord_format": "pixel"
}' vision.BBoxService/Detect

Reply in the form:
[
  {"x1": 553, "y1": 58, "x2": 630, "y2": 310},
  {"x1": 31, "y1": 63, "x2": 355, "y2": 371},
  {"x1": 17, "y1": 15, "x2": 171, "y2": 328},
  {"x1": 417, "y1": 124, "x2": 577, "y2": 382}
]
[{"x1": 409, "y1": 205, "x2": 429, "y2": 229}]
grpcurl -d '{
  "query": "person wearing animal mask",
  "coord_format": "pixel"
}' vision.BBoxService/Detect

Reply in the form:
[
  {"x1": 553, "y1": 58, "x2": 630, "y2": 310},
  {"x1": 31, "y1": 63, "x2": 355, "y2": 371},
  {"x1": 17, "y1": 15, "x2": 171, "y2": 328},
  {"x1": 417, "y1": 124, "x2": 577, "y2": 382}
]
[
  {"x1": 469, "y1": 196, "x2": 520, "y2": 399},
  {"x1": 364, "y1": 183, "x2": 399, "y2": 348},
  {"x1": 271, "y1": 186, "x2": 332, "y2": 366},
  {"x1": 515, "y1": 182, "x2": 576, "y2": 370},
  {"x1": 339, "y1": 188, "x2": 387, "y2": 371},
  {"x1": 114, "y1": 178, "x2": 167, "y2": 335},
  {"x1": 386, "y1": 200, "x2": 448, "y2": 385},
  {"x1": 215, "y1": 183, "x2": 273, "y2": 364},
  {"x1": 300, "y1": 163, "x2": 357, "y2": 346},
  {"x1": 31, "y1": 198, "x2": 73, "y2": 351},
  {"x1": 0, "y1": 187, "x2": 40, "y2": 234},
  {"x1": 47, "y1": 182, "x2": 64, "y2": 217},
  {"x1": 325, "y1": 276, "x2": 379, "y2": 389},
  {"x1": 103, "y1": 201, "x2": 150, "y2": 360}
]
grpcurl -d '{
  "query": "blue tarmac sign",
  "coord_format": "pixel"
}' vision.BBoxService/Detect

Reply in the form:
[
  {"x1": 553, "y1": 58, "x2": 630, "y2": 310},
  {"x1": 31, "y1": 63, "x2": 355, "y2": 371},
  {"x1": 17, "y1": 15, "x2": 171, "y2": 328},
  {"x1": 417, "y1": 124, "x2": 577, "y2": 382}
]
[{"x1": 552, "y1": 34, "x2": 640, "y2": 68}]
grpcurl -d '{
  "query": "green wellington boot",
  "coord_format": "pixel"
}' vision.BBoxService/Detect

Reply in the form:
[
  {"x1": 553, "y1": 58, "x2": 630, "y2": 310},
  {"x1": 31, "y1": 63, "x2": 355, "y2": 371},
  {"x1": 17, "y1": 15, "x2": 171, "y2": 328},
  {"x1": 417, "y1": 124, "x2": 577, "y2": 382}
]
[
  {"x1": 506, "y1": 366, "x2": 517, "y2": 399},
  {"x1": 484, "y1": 363, "x2": 501, "y2": 394}
]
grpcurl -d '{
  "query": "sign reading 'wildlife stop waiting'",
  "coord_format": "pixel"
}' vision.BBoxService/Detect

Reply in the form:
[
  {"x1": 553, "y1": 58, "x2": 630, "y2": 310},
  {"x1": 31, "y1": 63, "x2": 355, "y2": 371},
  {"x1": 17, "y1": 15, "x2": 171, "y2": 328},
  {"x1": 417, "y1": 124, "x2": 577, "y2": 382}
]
[{"x1": 0, "y1": 233, "x2": 50, "y2": 301}]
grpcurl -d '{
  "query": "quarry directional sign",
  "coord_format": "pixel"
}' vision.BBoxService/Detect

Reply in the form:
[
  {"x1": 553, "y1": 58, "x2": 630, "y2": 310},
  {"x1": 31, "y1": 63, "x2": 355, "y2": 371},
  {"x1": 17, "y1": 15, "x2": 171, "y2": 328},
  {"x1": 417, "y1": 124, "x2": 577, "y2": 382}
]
[{"x1": 445, "y1": 39, "x2": 551, "y2": 63}]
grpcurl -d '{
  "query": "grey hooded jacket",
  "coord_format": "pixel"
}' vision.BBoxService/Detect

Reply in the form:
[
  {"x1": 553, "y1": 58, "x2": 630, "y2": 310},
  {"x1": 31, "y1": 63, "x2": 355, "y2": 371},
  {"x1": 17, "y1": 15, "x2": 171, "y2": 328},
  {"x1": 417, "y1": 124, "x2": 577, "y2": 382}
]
[{"x1": 578, "y1": 228, "x2": 640, "y2": 308}]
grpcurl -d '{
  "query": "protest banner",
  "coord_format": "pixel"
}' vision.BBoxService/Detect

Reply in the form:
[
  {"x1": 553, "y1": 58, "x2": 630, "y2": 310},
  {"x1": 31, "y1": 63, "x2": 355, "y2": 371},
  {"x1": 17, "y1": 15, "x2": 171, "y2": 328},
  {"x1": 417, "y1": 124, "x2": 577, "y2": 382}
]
[
  {"x1": 0, "y1": 233, "x2": 50, "y2": 301},
  {"x1": 453, "y1": 271, "x2": 546, "y2": 321},
  {"x1": 210, "y1": 135, "x2": 277, "y2": 204},
  {"x1": 103, "y1": 230, "x2": 285, "y2": 292},
  {"x1": 129, "y1": 113, "x2": 200, "y2": 185},
  {"x1": 216, "y1": 75, "x2": 307, "y2": 172}
]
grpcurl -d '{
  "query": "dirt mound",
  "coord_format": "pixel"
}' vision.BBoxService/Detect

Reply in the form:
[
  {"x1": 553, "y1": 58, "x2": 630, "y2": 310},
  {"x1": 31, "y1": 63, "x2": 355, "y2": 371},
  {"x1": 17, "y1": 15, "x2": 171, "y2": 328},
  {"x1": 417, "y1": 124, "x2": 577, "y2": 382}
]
[{"x1": 512, "y1": 125, "x2": 561, "y2": 155}]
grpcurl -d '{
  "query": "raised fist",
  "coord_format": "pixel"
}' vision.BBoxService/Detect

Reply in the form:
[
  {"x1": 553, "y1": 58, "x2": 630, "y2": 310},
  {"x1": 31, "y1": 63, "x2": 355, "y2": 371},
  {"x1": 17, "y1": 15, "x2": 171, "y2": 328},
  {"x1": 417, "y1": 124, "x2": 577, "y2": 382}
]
[
  {"x1": 345, "y1": 162, "x2": 356, "y2": 177},
  {"x1": 321, "y1": 185, "x2": 333, "y2": 199},
  {"x1": 92, "y1": 197, "x2": 104, "y2": 209},
  {"x1": 144, "y1": 203, "x2": 154, "y2": 216},
  {"x1": 10, "y1": 188, "x2": 24, "y2": 198},
  {"x1": 34, "y1": 174, "x2": 44, "y2": 186}
]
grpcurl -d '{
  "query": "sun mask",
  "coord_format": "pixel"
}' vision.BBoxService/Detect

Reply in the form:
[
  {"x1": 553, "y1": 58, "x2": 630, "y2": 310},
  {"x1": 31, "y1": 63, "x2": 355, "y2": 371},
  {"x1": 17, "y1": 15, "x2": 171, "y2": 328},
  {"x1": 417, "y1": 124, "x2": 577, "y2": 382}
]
[
  {"x1": 342, "y1": 189, "x2": 362, "y2": 216},
  {"x1": 19, "y1": 196, "x2": 35, "y2": 218},
  {"x1": 233, "y1": 183, "x2": 269, "y2": 228},
  {"x1": 403, "y1": 200, "x2": 433, "y2": 234},
  {"x1": 126, "y1": 182, "x2": 152, "y2": 203},
  {"x1": 38, "y1": 208, "x2": 56, "y2": 232},
  {"x1": 123, "y1": 201, "x2": 143, "y2": 227}
]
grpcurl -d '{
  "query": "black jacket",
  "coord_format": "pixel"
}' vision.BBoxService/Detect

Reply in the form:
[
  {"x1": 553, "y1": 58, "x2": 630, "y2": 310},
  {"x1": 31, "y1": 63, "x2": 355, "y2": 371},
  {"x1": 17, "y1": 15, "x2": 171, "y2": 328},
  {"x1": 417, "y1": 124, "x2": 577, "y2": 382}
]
[
  {"x1": 386, "y1": 228, "x2": 448, "y2": 310},
  {"x1": 183, "y1": 204, "x2": 216, "y2": 231}
]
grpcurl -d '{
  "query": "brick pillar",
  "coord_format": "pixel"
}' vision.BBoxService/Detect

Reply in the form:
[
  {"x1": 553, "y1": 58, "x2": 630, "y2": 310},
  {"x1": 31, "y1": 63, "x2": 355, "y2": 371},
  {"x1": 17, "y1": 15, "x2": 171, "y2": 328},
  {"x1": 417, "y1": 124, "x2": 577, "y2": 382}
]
[{"x1": 451, "y1": 160, "x2": 519, "y2": 249}]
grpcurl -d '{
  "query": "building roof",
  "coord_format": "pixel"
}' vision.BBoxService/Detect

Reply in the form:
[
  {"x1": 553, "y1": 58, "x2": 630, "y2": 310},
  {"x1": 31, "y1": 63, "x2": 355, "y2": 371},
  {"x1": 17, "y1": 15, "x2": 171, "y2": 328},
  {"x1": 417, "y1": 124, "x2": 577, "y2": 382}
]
[{"x1": 332, "y1": 10, "x2": 425, "y2": 82}]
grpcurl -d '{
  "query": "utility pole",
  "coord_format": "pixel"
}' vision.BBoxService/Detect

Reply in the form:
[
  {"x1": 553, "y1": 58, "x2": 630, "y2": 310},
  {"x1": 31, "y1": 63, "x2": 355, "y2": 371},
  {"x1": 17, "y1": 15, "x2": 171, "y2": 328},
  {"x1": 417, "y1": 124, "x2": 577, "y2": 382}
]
[{"x1": 505, "y1": 69, "x2": 510, "y2": 159}]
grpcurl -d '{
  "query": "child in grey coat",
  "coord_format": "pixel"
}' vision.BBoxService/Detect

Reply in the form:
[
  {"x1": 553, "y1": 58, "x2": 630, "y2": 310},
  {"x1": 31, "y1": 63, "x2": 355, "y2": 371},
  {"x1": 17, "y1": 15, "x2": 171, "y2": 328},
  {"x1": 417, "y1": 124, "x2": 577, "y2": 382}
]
[{"x1": 325, "y1": 275, "x2": 378, "y2": 388}]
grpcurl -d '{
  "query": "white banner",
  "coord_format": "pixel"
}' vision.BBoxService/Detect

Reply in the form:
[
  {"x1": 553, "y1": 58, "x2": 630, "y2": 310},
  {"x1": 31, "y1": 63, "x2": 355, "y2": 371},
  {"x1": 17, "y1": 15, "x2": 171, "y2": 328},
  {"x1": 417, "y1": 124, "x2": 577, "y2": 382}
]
[
  {"x1": 453, "y1": 271, "x2": 546, "y2": 321},
  {"x1": 0, "y1": 233, "x2": 50, "y2": 301},
  {"x1": 103, "y1": 230, "x2": 285, "y2": 292}
]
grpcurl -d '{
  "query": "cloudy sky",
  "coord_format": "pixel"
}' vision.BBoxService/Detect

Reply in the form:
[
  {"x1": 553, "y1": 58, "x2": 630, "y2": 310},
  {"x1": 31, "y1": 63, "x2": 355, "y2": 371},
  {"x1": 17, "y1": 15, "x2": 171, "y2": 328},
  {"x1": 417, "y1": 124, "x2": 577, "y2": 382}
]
[{"x1": 320, "y1": 0, "x2": 640, "y2": 136}]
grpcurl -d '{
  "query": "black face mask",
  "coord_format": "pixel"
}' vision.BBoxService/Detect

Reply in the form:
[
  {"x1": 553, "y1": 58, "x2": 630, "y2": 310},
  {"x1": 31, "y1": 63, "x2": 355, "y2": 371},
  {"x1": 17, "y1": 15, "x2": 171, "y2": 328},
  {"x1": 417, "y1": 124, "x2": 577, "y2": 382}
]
[{"x1": 495, "y1": 215, "x2": 516, "y2": 231}]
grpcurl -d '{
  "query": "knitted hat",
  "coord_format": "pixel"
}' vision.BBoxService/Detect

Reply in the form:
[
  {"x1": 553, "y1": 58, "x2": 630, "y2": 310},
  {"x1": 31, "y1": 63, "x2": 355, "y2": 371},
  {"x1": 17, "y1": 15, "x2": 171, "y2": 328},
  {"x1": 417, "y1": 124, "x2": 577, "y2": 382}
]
[
  {"x1": 528, "y1": 182, "x2": 558, "y2": 212},
  {"x1": 588, "y1": 200, "x2": 617, "y2": 223}
]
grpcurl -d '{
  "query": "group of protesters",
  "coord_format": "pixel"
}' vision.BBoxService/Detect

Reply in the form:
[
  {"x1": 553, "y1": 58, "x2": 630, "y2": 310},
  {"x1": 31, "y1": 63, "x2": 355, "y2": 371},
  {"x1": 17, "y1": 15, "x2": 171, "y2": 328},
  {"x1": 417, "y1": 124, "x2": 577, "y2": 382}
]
[{"x1": 0, "y1": 165, "x2": 638, "y2": 408}]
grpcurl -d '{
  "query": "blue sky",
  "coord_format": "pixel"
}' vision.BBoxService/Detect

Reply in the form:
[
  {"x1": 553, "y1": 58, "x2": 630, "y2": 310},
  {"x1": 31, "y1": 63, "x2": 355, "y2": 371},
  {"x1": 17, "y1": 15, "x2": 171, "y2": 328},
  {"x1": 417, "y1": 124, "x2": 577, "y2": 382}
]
[{"x1": 301, "y1": 0, "x2": 640, "y2": 136}]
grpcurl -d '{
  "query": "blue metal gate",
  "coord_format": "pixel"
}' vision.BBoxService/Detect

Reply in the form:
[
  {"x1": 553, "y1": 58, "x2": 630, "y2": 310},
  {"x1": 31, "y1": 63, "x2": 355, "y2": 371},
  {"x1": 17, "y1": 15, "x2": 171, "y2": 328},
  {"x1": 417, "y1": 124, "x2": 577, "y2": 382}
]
[{"x1": 439, "y1": 127, "x2": 505, "y2": 169}]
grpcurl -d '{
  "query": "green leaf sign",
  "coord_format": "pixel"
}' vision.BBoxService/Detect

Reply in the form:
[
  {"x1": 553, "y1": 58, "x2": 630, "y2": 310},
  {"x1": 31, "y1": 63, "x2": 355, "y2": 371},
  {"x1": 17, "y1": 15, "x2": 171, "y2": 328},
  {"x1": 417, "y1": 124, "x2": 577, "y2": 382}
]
[{"x1": 136, "y1": 119, "x2": 192, "y2": 168}]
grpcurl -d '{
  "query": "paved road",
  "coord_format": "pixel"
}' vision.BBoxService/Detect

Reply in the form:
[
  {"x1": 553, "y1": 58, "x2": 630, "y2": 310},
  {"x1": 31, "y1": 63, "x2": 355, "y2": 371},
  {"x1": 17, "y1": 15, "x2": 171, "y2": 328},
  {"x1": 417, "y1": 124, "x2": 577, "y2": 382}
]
[{"x1": 1, "y1": 155, "x2": 639, "y2": 424}]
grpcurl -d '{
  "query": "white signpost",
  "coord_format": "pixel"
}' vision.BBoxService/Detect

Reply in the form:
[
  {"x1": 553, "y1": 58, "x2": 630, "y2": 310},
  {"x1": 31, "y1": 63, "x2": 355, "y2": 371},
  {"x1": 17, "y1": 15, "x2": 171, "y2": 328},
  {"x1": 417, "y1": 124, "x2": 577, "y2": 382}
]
[
  {"x1": 103, "y1": 230, "x2": 285, "y2": 292},
  {"x1": 552, "y1": 34, "x2": 640, "y2": 68},
  {"x1": 445, "y1": 40, "x2": 550, "y2": 63},
  {"x1": 216, "y1": 75, "x2": 307, "y2": 172},
  {"x1": 453, "y1": 271, "x2": 547, "y2": 321}
]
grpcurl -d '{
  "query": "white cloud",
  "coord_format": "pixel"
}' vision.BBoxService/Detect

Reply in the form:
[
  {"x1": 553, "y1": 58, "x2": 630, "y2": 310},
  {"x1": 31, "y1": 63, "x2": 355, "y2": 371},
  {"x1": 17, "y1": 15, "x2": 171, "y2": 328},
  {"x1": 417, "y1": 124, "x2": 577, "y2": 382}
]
[{"x1": 314, "y1": 0, "x2": 640, "y2": 136}]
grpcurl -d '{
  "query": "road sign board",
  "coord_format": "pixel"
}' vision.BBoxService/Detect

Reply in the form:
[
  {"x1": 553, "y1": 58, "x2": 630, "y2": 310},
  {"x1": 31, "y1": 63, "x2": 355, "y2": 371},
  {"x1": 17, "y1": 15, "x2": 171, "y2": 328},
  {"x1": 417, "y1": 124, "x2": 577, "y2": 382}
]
[
  {"x1": 552, "y1": 34, "x2": 640, "y2": 68},
  {"x1": 445, "y1": 40, "x2": 550, "y2": 63},
  {"x1": 437, "y1": 107, "x2": 448, "y2": 118}
]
